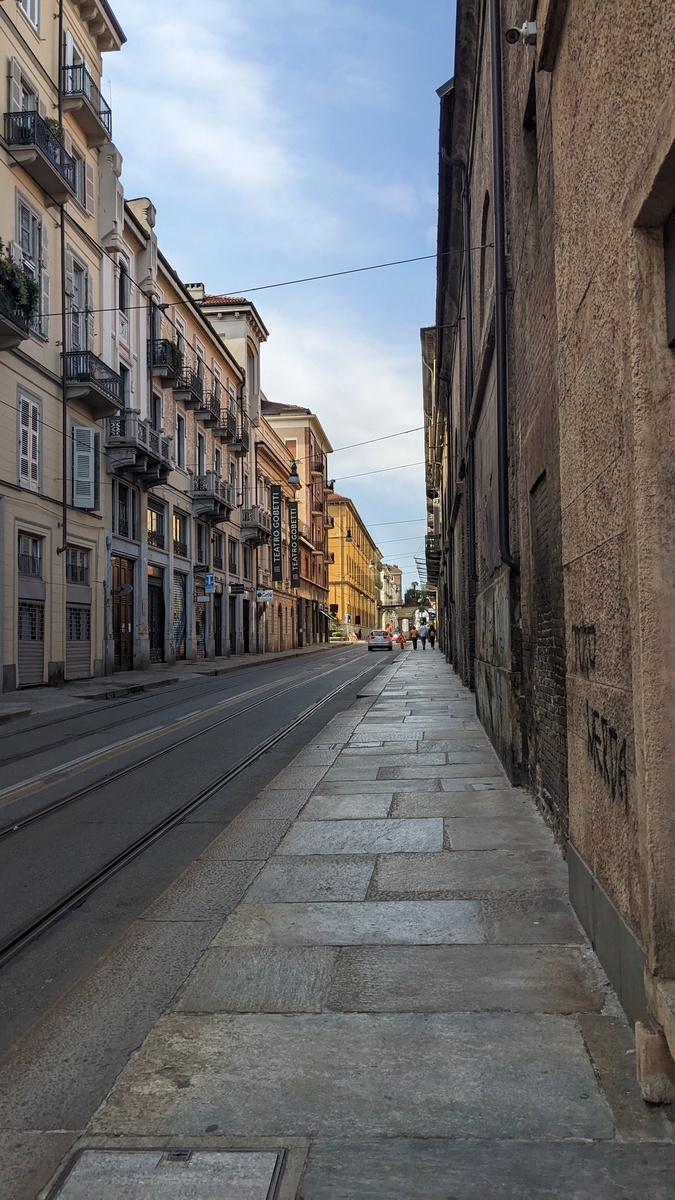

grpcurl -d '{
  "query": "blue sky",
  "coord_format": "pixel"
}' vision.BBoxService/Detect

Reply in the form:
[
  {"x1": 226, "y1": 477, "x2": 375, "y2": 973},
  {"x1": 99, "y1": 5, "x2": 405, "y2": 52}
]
[{"x1": 105, "y1": 0, "x2": 456, "y2": 588}]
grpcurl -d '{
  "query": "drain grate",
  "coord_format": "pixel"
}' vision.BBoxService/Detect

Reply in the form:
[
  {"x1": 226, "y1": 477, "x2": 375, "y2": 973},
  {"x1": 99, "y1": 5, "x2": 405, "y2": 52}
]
[{"x1": 48, "y1": 1148, "x2": 286, "y2": 1199}]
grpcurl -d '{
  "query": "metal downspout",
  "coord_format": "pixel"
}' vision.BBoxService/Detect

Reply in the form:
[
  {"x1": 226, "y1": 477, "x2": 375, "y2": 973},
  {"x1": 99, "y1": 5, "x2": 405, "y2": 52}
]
[
  {"x1": 57, "y1": 0, "x2": 68, "y2": 556},
  {"x1": 489, "y1": 0, "x2": 518, "y2": 570}
]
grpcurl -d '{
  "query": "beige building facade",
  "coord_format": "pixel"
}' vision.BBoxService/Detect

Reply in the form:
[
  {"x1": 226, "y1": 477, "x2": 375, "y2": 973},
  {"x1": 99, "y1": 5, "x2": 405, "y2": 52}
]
[{"x1": 1, "y1": 0, "x2": 125, "y2": 689}]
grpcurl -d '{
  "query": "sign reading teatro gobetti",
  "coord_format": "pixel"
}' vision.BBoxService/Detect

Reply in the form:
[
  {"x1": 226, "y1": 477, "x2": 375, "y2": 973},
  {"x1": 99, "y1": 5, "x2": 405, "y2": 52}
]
[
  {"x1": 289, "y1": 501, "x2": 300, "y2": 588},
  {"x1": 271, "y1": 485, "x2": 283, "y2": 581}
]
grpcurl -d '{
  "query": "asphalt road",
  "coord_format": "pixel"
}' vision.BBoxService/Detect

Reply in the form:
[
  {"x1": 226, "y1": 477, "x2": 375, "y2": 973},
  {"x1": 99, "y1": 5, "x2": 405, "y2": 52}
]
[{"x1": 0, "y1": 644, "x2": 395, "y2": 1054}]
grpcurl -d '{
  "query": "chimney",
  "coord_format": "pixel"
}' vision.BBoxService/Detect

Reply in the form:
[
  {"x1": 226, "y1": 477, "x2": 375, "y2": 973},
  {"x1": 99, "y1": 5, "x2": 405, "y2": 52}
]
[{"x1": 186, "y1": 282, "x2": 205, "y2": 302}]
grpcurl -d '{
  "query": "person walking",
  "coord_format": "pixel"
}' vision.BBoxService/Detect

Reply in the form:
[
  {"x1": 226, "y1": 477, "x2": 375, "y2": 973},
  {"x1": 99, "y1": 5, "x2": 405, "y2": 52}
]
[
  {"x1": 428, "y1": 624, "x2": 436, "y2": 649},
  {"x1": 410, "y1": 624, "x2": 418, "y2": 650},
  {"x1": 419, "y1": 620, "x2": 429, "y2": 650}
]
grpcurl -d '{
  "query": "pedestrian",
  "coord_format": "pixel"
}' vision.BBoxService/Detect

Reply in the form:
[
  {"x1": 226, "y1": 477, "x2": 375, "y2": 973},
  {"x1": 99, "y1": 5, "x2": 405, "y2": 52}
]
[
  {"x1": 410, "y1": 624, "x2": 418, "y2": 650},
  {"x1": 428, "y1": 624, "x2": 436, "y2": 649},
  {"x1": 418, "y1": 620, "x2": 429, "y2": 649}
]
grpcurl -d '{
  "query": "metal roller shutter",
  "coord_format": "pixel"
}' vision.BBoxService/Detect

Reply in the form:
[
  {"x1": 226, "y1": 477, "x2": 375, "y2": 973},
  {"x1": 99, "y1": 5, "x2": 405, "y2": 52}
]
[
  {"x1": 66, "y1": 605, "x2": 91, "y2": 679},
  {"x1": 18, "y1": 601, "x2": 44, "y2": 686}
]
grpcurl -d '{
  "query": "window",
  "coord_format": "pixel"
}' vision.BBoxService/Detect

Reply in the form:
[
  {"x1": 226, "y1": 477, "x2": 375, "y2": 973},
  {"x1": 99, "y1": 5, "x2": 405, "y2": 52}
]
[
  {"x1": 228, "y1": 538, "x2": 238, "y2": 575},
  {"x1": 285, "y1": 438, "x2": 297, "y2": 460},
  {"x1": 16, "y1": 197, "x2": 46, "y2": 335},
  {"x1": 175, "y1": 316, "x2": 186, "y2": 355},
  {"x1": 196, "y1": 522, "x2": 208, "y2": 565},
  {"x1": 66, "y1": 606, "x2": 90, "y2": 642},
  {"x1": 71, "y1": 142, "x2": 87, "y2": 207},
  {"x1": 229, "y1": 460, "x2": 237, "y2": 492},
  {"x1": 172, "y1": 510, "x2": 189, "y2": 557},
  {"x1": 214, "y1": 447, "x2": 222, "y2": 477},
  {"x1": 113, "y1": 479, "x2": 137, "y2": 539},
  {"x1": 66, "y1": 546, "x2": 89, "y2": 584},
  {"x1": 147, "y1": 499, "x2": 165, "y2": 550},
  {"x1": 243, "y1": 545, "x2": 252, "y2": 579},
  {"x1": 151, "y1": 391, "x2": 163, "y2": 432},
  {"x1": 176, "y1": 412, "x2": 186, "y2": 469},
  {"x1": 70, "y1": 261, "x2": 86, "y2": 350},
  {"x1": 119, "y1": 363, "x2": 131, "y2": 409},
  {"x1": 18, "y1": 532, "x2": 42, "y2": 577},
  {"x1": 195, "y1": 339, "x2": 205, "y2": 382},
  {"x1": 18, "y1": 0, "x2": 39, "y2": 29},
  {"x1": 213, "y1": 533, "x2": 224, "y2": 570},
  {"x1": 197, "y1": 432, "x2": 206, "y2": 477},
  {"x1": 118, "y1": 263, "x2": 129, "y2": 316},
  {"x1": 18, "y1": 393, "x2": 40, "y2": 491}
]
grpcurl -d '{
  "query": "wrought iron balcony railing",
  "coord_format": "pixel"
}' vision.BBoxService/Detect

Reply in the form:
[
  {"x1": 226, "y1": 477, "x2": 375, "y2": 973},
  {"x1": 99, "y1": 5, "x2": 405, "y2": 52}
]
[
  {"x1": 425, "y1": 534, "x2": 442, "y2": 558},
  {"x1": 241, "y1": 506, "x2": 272, "y2": 537},
  {"x1": 173, "y1": 538, "x2": 188, "y2": 557},
  {"x1": 4, "y1": 110, "x2": 76, "y2": 195},
  {"x1": 65, "y1": 350, "x2": 121, "y2": 406},
  {"x1": 62, "y1": 64, "x2": 112, "y2": 138},
  {"x1": 173, "y1": 365, "x2": 204, "y2": 405},
  {"x1": 0, "y1": 279, "x2": 31, "y2": 348},
  {"x1": 147, "y1": 529, "x2": 165, "y2": 550},
  {"x1": 189, "y1": 474, "x2": 235, "y2": 509},
  {"x1": 151, "y1": 338, "x2": 182, "y2": 383},
  {"x1": 311, "y1": 456, "x2": 325, "y2": 476},
  {"x1": 195, "y1": 388, "x2": 220, "y2": 424},
  {"x1": 215, "y1": 406, "x2": 237, "y2": 442},
  {"x1": 106, "y1": 412, "x2": 172, "y2": 465}
]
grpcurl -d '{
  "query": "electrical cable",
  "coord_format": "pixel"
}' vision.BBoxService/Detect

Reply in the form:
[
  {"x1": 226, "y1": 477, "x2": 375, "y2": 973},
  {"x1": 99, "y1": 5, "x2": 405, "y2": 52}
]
[{"x1": 333, "y1": 461, "x2": 424, "y2": 482}]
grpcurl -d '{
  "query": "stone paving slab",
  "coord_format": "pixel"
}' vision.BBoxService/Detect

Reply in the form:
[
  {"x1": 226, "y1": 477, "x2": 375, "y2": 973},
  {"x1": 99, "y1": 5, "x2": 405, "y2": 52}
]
[
  {"x1": 314, "y1": 778, "x2": 441, "y2": 793},
  {"x1": 371, "y1": 849, "x2": 568, "y2": 898},
  {"x1": 390, "y1": 790, "x2": 531, "y2": 818},
  {"x1": 243, "y1": 854, "x2": 375, "y2": 902},
  {"x1": 213, "y1": 901, "x2": 485, "y2": 946},
  {"x1": 444, "y1": 813, "x2": 556, "y2": 851},
  {"x1": 200, "y1": 820, "x2": 292, "y2": 861},
  {"x1": 325, "y1": 945, "x2": 604, "y2": 1013},
  {"x1": 276, "y1": 818, "x2": 443, "y2": 855},
  {"x1": 482, "y1": 893, "x2": 587, "y2": 944},
  {"x1": 299, "y1": 1140, "x2": 675, "y2": 1200},
  {"x1": 378, "y1": 762, "x2": 506, "y2": 779},
  {"x1": 90, "y1": 1012, "x2": 614, "y2": 1140},
  {"x1": 298, "y1": 794, "x2": 392, "y2": 820},
  {"x1": 174, "y1": 947, "x2": 337, "y2": 1013}
]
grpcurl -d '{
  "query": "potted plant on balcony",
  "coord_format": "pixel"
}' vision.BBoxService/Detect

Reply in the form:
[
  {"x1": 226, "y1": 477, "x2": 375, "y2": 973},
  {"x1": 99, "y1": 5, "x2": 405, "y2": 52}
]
[{"x1": 0, "y1": 240, "x2": 40, "y2": 321}]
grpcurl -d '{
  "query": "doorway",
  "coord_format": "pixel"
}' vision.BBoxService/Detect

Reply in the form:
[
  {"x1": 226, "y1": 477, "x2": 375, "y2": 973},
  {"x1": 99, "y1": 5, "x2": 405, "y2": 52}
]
[
  {"x1": 112, "y1": 554, "x2": 134, "y2": 671},
  {"x1": 214, "y1": 594, "x2": 223, "y2": 656},
  {"x1": 173, "y1": 572, "x2": 187, "y2": 660},
  {"x1": 229, "y1": 595, "x2": 237, "y2": 654},
  {"x1": 148, "y1": 566, "x2": 165, "y2": 664},
  {"x1": 243, "y1": 599, "x2": 251, "y2": 652}
]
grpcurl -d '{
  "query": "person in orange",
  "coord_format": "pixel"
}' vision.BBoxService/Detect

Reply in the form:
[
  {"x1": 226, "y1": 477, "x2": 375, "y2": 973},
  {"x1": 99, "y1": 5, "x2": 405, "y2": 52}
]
[{"x1": 410, "y1": 624, "x2": 418, "y2": 650}]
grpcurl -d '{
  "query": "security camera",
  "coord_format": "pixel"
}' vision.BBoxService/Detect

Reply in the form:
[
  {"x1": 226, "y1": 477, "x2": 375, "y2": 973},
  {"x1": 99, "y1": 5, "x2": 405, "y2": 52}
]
[{"x1": 504, "y1": 21, "x2": 537, "y2": 45}]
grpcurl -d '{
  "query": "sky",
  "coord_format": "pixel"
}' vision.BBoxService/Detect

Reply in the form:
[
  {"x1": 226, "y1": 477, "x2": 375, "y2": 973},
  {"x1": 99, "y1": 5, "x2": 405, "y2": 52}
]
[{"x1": 104, "y1": 0, "x2": 456, "y2": 590}]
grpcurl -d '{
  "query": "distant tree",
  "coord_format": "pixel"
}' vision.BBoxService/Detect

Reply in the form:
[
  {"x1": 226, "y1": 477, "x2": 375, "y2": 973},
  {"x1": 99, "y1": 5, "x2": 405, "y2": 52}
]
[{"x1": 404, "y1": 582, "x2": 429, "y2": 607}]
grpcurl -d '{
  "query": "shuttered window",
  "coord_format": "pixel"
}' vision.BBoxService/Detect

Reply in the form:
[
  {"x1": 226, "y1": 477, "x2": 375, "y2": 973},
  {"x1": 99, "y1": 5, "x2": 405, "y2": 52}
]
[
  {"x1": 18, "y1": 0, "x2": 39, "y2": 29},
  {"x1": 72, "y1": 425, "x2": 96, "y2": 508},
  {"x1": 19, "y1": 394, "x2": 40, "y2": 492}
]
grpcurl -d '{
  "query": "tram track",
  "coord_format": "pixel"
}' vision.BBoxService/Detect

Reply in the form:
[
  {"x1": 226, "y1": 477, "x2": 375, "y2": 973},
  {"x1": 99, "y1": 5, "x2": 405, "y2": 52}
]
[
  {"x1": 0, "y1": 655, "x2": 378, "y2": 968},
  {"x1": 0, "y1": 649, "x2": 358, "y2": 768}
]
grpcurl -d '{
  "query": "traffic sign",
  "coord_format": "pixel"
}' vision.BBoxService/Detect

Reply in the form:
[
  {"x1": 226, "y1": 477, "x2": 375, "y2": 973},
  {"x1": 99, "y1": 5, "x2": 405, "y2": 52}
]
[{"x1": 204, "y1": 573, "x2": 215, "y2": 594}]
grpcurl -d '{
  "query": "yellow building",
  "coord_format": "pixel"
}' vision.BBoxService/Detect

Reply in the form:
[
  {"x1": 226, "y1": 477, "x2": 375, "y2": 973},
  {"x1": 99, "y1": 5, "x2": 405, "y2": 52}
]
[
  {"x1": 1, "y1": 0, "x2": 125, "y2": 688},
  {"x1": 327, "y1": 494, "x2": 380, "y2": 635}
]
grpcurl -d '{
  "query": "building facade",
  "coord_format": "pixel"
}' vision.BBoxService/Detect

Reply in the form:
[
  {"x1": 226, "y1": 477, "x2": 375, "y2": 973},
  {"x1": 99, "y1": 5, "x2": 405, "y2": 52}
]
[
  {"x1": 1, "y1": 0, "x2": 125, "y2": 690},
  {"x1": 426, "y1": 0, "x2": 675, "y2": 1050},
  {"x1": 327, "y1": 494, "x2": 379, "y2": 635}
]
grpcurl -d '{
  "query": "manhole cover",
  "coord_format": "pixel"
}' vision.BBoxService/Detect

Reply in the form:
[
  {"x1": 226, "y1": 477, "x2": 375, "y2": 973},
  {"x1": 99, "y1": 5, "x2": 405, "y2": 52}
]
[{"x1": 50, "y1": 1149, "x2": 286, "y2": 1199}]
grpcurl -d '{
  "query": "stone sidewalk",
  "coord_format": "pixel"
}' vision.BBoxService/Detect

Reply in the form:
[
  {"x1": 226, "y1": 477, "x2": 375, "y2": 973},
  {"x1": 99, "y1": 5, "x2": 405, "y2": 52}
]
[{"x1": 39, "y1": 649, "x2": 674, "y2": 1198}]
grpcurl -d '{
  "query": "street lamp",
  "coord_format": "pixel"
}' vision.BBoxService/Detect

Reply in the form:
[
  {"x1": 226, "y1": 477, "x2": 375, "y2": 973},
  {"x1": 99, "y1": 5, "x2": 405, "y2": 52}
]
[{"x1": 287, "y1": 461, "x2": 300, "y2": 487}]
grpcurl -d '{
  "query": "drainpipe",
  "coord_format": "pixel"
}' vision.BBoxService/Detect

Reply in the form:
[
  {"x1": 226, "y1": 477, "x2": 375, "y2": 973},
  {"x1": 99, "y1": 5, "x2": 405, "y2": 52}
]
[
  {"x1": 55, "y1": 0, "x2": 69, "y2": 555},
  {"x1": 489, "y1": 0, "x2": 518, "y2": 570}
]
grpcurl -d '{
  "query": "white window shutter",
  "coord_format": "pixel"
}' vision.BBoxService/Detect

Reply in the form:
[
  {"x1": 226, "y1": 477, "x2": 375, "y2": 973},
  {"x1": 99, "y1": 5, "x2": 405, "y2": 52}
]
[
  {"x1": 85, "y1": 163, "x2": 95, "y2": 214},
  {"x1": 8, "y1": 58, "x2": 22, "y2": 113},
  {"x1": 65, "y1": 30, "x2": 74, "y2": 69},
  {"x1": 19, "y1": 396, "x2": 40, "y2": 490},
  {"x1": 19, "y1": 398, "x2": 30, "y2": 483},
  {"x1": 40, "y1": 221, "x2": 49, "y2": 338},
  {"x1": 72, "y1": 426, "x2": 95, "y2": 508},
  {"x1": 30, "y1": 402, "x2": 39, "y2": 486},
  {"x1": 64, "y1": 248, "x2": 74, "y2": 296}
]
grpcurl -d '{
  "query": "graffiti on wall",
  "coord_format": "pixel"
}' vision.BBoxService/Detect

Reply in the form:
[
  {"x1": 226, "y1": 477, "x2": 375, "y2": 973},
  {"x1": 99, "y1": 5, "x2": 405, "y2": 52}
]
[
  {"x1": 585, "y1": 700, "x2": 628, "y2": 809},
  {"x1": 572, "y1": 623, "x2": 596, "y2": 676}
]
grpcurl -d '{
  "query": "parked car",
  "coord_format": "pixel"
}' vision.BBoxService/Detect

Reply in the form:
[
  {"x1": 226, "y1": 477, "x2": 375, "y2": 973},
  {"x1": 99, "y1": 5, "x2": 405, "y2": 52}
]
[{"x1": 367, "y1": 629, "x2": 393, "y2": 651}]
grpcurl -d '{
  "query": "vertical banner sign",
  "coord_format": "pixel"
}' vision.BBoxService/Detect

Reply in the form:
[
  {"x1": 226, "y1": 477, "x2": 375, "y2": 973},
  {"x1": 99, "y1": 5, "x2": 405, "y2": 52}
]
[
  {"x1": 271, "y1": 485, "x2": 283, "y2": 581},
  {"x1": 289, "y1": 502, "x2": 300, "y2": 588}
]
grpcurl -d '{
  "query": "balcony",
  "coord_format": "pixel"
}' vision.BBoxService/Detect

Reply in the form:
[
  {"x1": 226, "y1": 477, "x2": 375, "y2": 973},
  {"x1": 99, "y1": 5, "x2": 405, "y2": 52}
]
[
  {"x1": 105, "y1": 411, "x2": 173, "y2": 489},
  {"x1": 324, "y1": 514, "x2": 335, "y2": 528},
  {"x1": 4, "y1": 111, "x2": 76, "y2": 205},
  {"x1": 425, "y1": 533, "x2": 442, "y2": 585},
  {"x1": 173, "y1": 538, "x2": 188, "y2": 558},
  {"x1": 232, "y1": 416, "x2": 250, "y2": 457},
  {"x1": 151, "y1": 338, "x2": 182, "y2": 386},
  {"x1": 214, "y1": 406, "x2": 237, "y2": 444},
  {"x1": 173, "y1": 366, "x2": 204, "y2": 407},
  {"x1": 65, "y1": 350, "x2": 121, "y2": 417},
  {"x1": 310, "y1": 456, "x2": 324, "y2": 476},
  {"x1": 0, "y1": 279, "x2": 31, "y2": 349},
  {"x1": 311, "y1": 497, "x2": 324, "y2": 516},
  {"x1": 147, "y1": 528, "x2": 165, "y2": 550},
  {"x1": 61, "y1": 64, "x2": 112, "y2": 147},
  {"x1": 240, "y1": 506, "x2": 272, "y2": 545},
  {"x1": 189, "y1": 472, "x2": 235, "y2": 524},
  {"x1": 194, "y1": 388, "x2": 220, "y2": 425}
]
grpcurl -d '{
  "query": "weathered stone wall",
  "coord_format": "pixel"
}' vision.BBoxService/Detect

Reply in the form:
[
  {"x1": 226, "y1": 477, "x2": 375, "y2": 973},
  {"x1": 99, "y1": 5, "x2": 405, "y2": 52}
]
[{"x1": 549, "y1": 0, "x2": 675, "y2": 972}]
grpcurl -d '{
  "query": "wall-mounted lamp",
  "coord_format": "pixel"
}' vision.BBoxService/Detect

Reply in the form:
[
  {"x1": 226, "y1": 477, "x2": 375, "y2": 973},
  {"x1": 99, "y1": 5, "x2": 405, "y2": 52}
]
[{"x1": 287, "y1": 461, "x2": 301, "y2": 486}]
